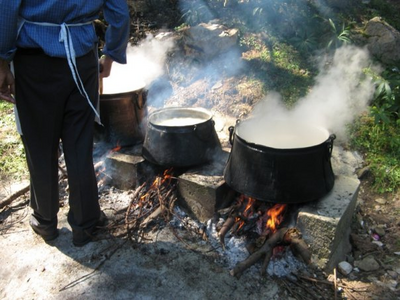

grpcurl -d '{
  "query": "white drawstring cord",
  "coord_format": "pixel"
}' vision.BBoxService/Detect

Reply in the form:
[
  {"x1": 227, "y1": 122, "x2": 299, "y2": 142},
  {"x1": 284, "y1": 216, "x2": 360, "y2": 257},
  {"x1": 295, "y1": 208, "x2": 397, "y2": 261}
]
[{"x1": 19, "y1": 20, "x2": 101, "y2": 122}]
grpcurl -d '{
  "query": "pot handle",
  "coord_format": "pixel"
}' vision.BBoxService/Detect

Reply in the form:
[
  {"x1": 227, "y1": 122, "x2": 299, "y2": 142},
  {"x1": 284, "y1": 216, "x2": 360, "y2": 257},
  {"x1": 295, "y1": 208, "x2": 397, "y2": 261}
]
[
  {"x1": 326, "y1": 134, "x2": 336, "y2": 159},
  {"x1": 228, "y1": 119, "x2": 241, "y2": 146},
  {"x1": 228, "y1": 126, "x2": 235, "y2": 145}
]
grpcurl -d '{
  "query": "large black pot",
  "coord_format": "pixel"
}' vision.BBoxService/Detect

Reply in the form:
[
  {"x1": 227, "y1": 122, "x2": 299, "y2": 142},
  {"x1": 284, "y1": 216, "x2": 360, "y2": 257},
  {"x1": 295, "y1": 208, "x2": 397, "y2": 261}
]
[
  {"x1": 224, "y1": 119, "x2": 336, "y2": 203},
  {"x1": 142, "y1": 107, "x2": 221, "y2": 167}
]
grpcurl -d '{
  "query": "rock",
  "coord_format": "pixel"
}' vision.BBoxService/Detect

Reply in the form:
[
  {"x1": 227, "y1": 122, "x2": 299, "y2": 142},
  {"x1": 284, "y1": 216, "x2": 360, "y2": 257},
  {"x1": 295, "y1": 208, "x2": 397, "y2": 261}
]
[
  {"x1": 356, "y1": 166, "x2": 370, "y2": 179},
  {"x1": 388, "y1": 280, "x2": 398, "y2": 290},
  {"x1": 372, "y1": 240, "x2": 383, "y2": 247},
  {"x1": 338, "y1": 261, "x2": 353, "y2": 275},
  {"x1": 375, "y1": 198, "x2": 387, "y2": 205},
  {"x1": 354, "y1": 256, "x2": 380, "y2": 271},
  {"x1": 387, "y1": 270, "x2": 398, "y2": 280},
  {"x1": 364, "y1": 17, "x2": 400, "y2": 65},
  {"x1": 182, "y1": 22, "x2": 239, "y2": 60},
  {"x1": 351, "y1": 233, "x2": 380, "y2": 254},
  {"x1": 374, "y1": 226, "x2": 386, "y2": 237}
]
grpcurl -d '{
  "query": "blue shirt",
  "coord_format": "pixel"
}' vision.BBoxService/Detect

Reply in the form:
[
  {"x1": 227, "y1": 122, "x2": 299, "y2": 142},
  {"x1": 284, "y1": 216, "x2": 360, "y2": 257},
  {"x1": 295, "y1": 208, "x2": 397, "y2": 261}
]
[{"x1": 0, "y1": 0, "x2": 130, "y2": 63}]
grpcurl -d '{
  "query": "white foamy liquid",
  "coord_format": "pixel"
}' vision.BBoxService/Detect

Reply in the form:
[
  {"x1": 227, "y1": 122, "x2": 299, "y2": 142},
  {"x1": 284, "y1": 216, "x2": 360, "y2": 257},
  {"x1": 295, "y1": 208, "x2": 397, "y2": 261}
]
[
  {"x1": 237, "y1": 120, "x2": 329, "y2": 149},
  {"x1": 101, "y1": 61, "x2": 146, "y2": 94},
  {"x1": 102, "y1": 79, "x2": 145, "y2": 94},
  {"x1": 155, "y1": 117, "x2": 206, "y2": 126}
]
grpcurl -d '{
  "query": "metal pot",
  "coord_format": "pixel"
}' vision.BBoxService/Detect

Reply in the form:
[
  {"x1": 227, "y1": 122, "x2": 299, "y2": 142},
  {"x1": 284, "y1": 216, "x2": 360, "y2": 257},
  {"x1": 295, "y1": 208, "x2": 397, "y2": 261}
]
[
  {"x1": 95, "y1": 89, "x2": 147, "y2": 147},
  {"x1": 224, "y1": 119, "x2": 336, "y2": 203},
  {"x1": 142, "y1": 107, "x2": 221, "y2": 167}
]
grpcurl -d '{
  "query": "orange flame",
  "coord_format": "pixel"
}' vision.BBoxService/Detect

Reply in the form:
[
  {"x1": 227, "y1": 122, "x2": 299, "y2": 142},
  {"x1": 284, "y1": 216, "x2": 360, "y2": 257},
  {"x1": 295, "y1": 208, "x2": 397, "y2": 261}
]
[
  {"x1": 140, "y1": 168, "x2": 174, "y2": 203},
  {"x1": 243, "y1": 197, "x2": 255, "y2": 215},
  {"x1": 111, "y1": 142, "x2": 121, "y2": 153},
  {"x1": 235, "y1": 195, "x2": 256, "y2": 232},
  {"x1": 266, "y1": 204, "x2": 287, "y2": 233}
]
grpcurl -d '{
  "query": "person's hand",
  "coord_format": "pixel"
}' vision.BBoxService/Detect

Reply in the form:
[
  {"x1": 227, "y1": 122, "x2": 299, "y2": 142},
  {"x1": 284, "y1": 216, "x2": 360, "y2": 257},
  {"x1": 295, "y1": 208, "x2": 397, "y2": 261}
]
[
  {"x1": 99, "y1": 55, "x2": 114, "y2": 79},
  {"x1": 0, "y1": 59, "x2": 15, "y2": 104}
]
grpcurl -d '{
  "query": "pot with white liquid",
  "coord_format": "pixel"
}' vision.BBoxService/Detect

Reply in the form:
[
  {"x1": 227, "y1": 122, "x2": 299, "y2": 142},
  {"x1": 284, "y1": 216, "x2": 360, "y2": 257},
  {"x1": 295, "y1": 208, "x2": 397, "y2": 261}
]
[
  {"x1": 142, "y1": 107, "x2": 221, "y2": 167},
  {"x1": 224, "y1": 118, "x2": 336, "y2": 203}
]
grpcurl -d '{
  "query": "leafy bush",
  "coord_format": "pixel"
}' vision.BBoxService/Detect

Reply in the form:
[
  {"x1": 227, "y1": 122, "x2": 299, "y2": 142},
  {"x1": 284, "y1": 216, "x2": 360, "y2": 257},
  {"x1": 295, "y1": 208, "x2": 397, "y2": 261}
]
[
  {"x1": 349, "y1": 113, "x2": 400, "y2": 193},
  {"x1": 322, "y1": 18, "x2": 353, "y2": 50},
  {"x1": 369, "y1": 67, "x2": 400, "y2": 123},
  {"x1": 348, "y1": 66, "x2": 400, "y2": 193}
]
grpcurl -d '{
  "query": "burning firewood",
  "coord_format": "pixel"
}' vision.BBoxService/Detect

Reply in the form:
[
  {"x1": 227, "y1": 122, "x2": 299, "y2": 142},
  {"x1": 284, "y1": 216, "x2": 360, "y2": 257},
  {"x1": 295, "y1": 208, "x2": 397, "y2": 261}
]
[
  {"x1": 230, "y1": 227, "x2": 311, "y2": 278},
  {"x1": 218, "y1": 215, "x2": 236, "y2": 250},
  {"x1": 105, "y1": 168, "x2": 179, "y2": 242}
]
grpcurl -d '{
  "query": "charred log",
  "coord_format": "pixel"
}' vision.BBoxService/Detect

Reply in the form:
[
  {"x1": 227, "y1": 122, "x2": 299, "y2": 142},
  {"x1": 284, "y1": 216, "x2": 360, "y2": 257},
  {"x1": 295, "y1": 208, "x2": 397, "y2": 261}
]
[
  {"x1": 218, "y1": 216, "x2": 235, "y2": 250},
  {"x1": 230, "y1": 227, "x2": 311, "y2": 278}
]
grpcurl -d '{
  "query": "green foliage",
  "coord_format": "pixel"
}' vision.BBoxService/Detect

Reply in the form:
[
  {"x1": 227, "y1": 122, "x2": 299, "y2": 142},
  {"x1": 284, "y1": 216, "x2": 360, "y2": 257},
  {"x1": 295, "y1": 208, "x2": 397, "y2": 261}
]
[
  {"x1": 289, "y1": 28, "x2": 318, "y2": 54},
  {"x1": 322, "y1": 18, "x2": 353, "y2": 50},
  {"x1": 174, "y1": 23, "x2": 189, "y2": 31},
  {"x1": 349, "y1": 66, "x2": 400, "y2": 193},
  {"x1": 349, "y1": 114, "x2": 400, "y2": 193},
  {"x1": 0, "y1": 102, "x2": 28, "y2": 181},
  {"x1": 368, "y1": 67, "x2": 400, "y2": 123}
]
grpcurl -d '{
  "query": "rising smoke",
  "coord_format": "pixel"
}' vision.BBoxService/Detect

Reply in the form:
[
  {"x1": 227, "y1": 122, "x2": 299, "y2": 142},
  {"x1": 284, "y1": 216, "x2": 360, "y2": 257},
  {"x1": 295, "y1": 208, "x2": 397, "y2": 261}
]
[
  {"x1": 248, "y1": 45, "x2": 378, "y2": 142},
  {"x1": 104, "y1": 1, "x2": 379, "y2": 142}
]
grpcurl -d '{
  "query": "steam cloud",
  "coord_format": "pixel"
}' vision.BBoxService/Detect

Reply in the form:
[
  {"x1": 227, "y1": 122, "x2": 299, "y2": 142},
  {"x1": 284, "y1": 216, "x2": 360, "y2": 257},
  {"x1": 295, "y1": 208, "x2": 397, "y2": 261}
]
[
  {"x1": 102, "y1": 35, "x2": 174, "y2": 94},
  {"x1": 249, "y1": 45, "x2": 378, "y2": 141}
]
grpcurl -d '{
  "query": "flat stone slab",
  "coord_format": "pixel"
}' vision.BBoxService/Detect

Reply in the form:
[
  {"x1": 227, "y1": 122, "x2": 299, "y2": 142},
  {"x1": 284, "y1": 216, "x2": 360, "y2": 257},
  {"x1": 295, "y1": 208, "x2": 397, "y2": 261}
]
[
  {"x1": 177, "y1": 151, "x2": 234, "y2": 222},
  {"x1": 296, "y1": 175, "x2": 360, "y2": 272},
  {"x1": 106, "y1": 145, "x2": 145, "y2": 190}
]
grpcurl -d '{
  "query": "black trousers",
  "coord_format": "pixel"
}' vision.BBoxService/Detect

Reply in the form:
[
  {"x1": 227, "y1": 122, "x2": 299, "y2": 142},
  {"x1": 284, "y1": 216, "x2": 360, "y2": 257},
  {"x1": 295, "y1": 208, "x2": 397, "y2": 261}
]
[{"x1": 13, "y1": 49, "x2": 100, "y2": 233}]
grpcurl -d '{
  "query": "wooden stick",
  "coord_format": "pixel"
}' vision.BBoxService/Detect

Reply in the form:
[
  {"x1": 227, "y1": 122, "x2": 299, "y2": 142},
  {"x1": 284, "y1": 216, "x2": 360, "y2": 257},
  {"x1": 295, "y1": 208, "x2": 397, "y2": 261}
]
[
  {"x1": 218, "y1": 216, "x2": 235, "y2": 250},
  {"x1": 230, "y1": 227, "x2": 288, "y2": 278},
  {"x1": 0, "y1": 183, "x2": 30, "y2": 209},
  {"x1": 333, "y1": 268, "x2": 338, "y2": 300},
  {"x1": 290, "y1": 237, "x2": 311, "y2": 264},
  {"x1": 297, "y1": 275, "x2": 334, "y2": 286},
  {"x1": 140, "y1": 206, "x2": 162, "y2": 229}
]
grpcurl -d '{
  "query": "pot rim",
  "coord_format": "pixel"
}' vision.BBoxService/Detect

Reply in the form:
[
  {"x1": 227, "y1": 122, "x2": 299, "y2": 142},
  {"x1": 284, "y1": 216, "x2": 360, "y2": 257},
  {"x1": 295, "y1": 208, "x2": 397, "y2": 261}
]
[
  {"x1": 100, "y1": 88, "x2": 145, "y2": 100},
  {"x1": 235, "y1": 119, "x2": 333, "y2": 150},
  {"x1": 148, "y1": 107, "x2": 213, "y2": 128},
  {"x1": 234, "y1": 133, "x2": 336, "y2": 154}
]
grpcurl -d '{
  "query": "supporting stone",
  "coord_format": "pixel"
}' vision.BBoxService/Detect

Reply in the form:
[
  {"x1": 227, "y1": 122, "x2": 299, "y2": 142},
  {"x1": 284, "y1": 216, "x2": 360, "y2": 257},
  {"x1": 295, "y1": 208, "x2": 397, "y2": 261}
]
[
  {"x1": 105, "y1": 146, "x2": 145, "y2": 190},
  {"x1": 177, "y1": 151, "x2": 235, "y2": 223},
  {"x1": 296, "y1": 175, "x2": 360, "y2": 272}
]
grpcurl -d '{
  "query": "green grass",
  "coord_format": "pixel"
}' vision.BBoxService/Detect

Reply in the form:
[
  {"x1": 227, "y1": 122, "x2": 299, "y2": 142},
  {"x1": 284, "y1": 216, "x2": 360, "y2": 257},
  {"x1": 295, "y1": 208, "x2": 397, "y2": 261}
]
[
  {"x1": 349, "y1": 114, "x2": 400, "y2": 193},
  {"x1": 0, "y1": 102, "x2": 28, "y2": 181}
]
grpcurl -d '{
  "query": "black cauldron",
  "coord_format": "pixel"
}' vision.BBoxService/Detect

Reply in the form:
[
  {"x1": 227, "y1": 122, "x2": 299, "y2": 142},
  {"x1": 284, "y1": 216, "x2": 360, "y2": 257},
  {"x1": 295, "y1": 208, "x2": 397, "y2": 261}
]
[
  {"x1": 224, "y1": 119, "x2": 336, "y2": 203},
  {"x1": 142, "y1": 107, "x2": 221, "y2": 167}
]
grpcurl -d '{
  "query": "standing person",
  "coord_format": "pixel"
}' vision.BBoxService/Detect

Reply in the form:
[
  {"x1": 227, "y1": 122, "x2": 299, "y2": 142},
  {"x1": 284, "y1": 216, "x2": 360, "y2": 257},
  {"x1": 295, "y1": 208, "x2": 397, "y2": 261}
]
[{"x1": 0, "y1": 1, "x2": 130, "y2": 246}]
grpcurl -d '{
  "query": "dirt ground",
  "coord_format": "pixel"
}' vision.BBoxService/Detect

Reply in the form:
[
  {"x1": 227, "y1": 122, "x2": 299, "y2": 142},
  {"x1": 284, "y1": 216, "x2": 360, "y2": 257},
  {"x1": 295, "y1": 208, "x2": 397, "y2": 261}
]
[{"x1": 0, "y1": 186, "x2": 285, "y2": 300}]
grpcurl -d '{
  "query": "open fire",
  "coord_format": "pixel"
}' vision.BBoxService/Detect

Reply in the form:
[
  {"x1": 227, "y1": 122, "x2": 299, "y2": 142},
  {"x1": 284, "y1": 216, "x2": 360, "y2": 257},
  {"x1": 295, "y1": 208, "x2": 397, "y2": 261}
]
[
  {"x1": 92, "y1": 139, "x2": 312, "y2": 279},
  {"x1": 218, "y1": 196, "x2": 288, "y2": 249},
  {"x1": 212, "y1": 195, "x2": 310, "y2": 277}
]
